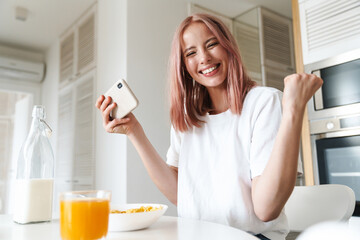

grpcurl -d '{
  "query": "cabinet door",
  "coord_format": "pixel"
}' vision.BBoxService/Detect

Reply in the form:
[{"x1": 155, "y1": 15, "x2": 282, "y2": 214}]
[
  {"x1": 77, "y1": 13, "x2": 96, "y2": 75},
  {"x1": 233, "y1": 20, "x2": 262, "y2": 85},
  {"x1": 56, "y1": 70, "x2": 95, "y2": 188},
  {"x1": 263, "y1": 66, "x2": 293, "y2": 91},
  {"x1": 260, "y1": 8, "x2": 295, "y2": 72},
  {"x1": 59, "y1": 5, "x2": 96, "y2": 89},
  {"x1": 59, "y1": 33, "x2": 75, "y2": 86},
  {"x1": 299, "y1": 0, "x2": 360, "y2": 64},
  {"x1": 73, "y1": 72, "x2": 95, "y2": 186},
  {"x1": 57, "y1": 89, "x2": 74, "y2": 183}
]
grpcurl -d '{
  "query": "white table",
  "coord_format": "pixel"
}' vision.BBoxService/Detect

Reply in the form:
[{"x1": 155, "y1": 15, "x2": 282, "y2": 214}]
[{"x1": 0, "y1": 215, "x2": 258, "y2": 240}]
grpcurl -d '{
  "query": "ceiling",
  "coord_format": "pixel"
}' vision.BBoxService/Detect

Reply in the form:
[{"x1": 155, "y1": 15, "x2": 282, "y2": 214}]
[
  {"x1": 0, "y1": 0, "x2": 292, "y2": 53},
  {"x1": 0, "y1": 0, "x2": 96, "y2": 52}
]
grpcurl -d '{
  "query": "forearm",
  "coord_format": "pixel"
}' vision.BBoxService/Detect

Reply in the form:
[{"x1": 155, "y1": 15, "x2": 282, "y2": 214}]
[
  {"x1": 128, "y1": 124, "x2": 178, "y2": 205},
  {"x1": 252, "y1": 110, "x2": 304, "y2": 221}
]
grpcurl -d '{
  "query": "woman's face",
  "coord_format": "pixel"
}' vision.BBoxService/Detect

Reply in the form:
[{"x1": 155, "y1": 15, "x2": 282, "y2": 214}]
[{"x1": 181, "y1": 22, "x2": 228, "y2": 89}]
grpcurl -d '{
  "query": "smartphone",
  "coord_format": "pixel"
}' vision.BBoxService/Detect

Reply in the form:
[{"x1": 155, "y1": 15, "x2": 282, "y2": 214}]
[{"x1": 104, "y1": 79, "x2": 139, "y2": 119}]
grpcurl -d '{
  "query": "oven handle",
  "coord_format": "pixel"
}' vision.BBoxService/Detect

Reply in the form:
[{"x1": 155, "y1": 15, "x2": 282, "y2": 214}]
[{"x1": 313, "y1": 128, "x2": 360, "y2": 140}]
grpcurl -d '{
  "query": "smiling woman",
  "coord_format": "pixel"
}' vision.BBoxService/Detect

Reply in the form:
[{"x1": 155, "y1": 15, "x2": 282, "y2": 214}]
[{"x1": 96, "y1": 12, "x2": 323, "y2": 240}]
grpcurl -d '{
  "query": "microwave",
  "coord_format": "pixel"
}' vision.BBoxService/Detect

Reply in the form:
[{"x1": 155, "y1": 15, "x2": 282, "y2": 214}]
[{"x1": 305, "y1": 48, "x2": 360, "y2": 122}]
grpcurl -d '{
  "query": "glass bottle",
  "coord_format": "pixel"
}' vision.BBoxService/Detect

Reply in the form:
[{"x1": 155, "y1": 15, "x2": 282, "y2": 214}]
[{"x1": 13, "y1": 105, "x2": 54, "y2": 224}]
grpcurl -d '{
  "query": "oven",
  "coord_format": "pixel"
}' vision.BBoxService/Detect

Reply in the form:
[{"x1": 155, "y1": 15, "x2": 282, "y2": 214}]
[
  {"x1": 306, "y1": 48, "x2": 360, "y2": 216},
  {"x1": 311, "y1": 128, "x2": 360, "y2": 216}
]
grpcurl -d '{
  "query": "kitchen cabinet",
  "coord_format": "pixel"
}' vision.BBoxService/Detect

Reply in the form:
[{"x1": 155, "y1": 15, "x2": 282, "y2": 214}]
[
  {"x1": 298, "y1": 0, "x2": 360, "y2": 65},
  {"x1": 56, "y1": 69, "x2": 96, "y2": 193},
  {"x1": 59, "y1": 4, "x2": 97, "y2": 88},
  {"x1": 234, "y1": 7, "x2": 295, "y2": 91},
  {"x1": 56, "y1": 3, "x2": 97, "y2": 197}
]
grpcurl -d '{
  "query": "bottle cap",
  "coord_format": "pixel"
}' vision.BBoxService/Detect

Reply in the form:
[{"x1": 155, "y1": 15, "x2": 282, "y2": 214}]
[{"x1": 32, "y1": 105, "x2": 46, "y2": 119}]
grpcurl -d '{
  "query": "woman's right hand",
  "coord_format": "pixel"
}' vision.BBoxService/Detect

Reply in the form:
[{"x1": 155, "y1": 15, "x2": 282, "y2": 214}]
[{"x1": 95, "y1": 95, "x2": 140, "y2": 135}]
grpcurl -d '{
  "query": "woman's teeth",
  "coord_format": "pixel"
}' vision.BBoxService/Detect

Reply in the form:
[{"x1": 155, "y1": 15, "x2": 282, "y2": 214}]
[{"x1": 202, "y1": 65, "x2": 218, "y2": 74}]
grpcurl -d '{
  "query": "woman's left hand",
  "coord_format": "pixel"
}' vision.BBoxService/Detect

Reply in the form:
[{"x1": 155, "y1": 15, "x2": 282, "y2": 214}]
[{"x1": 282, "y1": 73, "x2": 323, "y2": 114}]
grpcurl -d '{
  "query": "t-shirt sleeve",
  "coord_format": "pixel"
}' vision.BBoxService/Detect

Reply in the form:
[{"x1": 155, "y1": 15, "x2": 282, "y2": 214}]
[
  {"x1": 166, "y1": 125, "x2": 181, "y2": 167},
  {"x1": 249, "y1": 90, "x2": 283, "y2": 179}
]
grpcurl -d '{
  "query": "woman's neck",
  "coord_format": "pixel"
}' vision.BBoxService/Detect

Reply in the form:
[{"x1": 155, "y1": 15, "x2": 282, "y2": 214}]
[{"x1": 207, "y1": 86, "x2": 229, "y2": 115}]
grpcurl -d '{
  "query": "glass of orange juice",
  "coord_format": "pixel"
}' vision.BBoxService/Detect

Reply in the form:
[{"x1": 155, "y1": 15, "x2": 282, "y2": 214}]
[{"x1": 60, "y1": 190, "x2": 111, "y2": 240}]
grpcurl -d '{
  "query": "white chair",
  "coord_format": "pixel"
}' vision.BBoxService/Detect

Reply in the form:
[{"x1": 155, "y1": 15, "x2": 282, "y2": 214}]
[
  {"x1": 285, "y1": 184, "x2": 356, "y2": 232},
  {"x1": 296, "y1": 221, "x2": 360, "y2": 240}
]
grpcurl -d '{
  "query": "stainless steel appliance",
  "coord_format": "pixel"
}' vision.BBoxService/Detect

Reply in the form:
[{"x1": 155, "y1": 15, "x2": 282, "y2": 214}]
[
  {"x1": 306, "y1": 48, "x2": 360, "y2": 216},
  {"x1": 306, "y1": 48, "x2": 360, "y2": 122}
]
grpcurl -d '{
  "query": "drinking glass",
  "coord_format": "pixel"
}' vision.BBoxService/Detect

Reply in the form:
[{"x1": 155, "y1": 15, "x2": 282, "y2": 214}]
[{"x1": 60, "y1": 190, "x2": 111, "y2": 240}]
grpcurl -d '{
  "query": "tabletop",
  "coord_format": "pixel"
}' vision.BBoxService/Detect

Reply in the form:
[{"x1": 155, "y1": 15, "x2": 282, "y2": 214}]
[{"x1": 0, "y1": 215, "x2": 258, "y2": 240}]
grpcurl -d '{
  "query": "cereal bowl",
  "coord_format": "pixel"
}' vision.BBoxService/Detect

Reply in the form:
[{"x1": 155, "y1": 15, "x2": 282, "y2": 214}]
[{"x1": 108, "y1": 203, "x2": 168, "y2": 231}]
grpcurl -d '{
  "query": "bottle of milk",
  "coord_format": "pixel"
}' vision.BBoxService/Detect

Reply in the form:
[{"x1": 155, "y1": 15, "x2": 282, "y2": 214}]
[{"x1": 13, "y1": 105, "x2": 54, "y2": 224}]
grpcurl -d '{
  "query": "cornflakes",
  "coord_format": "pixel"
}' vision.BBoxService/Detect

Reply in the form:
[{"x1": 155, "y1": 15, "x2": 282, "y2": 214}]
[{"x1": 110, "y1": 205, "x2": 162, "y2": 214}]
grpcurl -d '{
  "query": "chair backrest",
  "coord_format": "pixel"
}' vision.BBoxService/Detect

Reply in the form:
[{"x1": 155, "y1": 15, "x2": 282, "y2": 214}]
[{"x1": 285, "y1": 184, "x2": 356, "y2": 232}]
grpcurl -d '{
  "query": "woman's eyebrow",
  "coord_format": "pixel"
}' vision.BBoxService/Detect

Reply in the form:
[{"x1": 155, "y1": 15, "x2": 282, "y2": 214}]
[
  {"x1": 183, "y1": 46, "x2": 195, "y2": 54},
  {"x1": 205, "y1": 37, "x2": 217, "y2": 44},
  {"x1": 183, "y1": 37, "x2": 218, "y2": 54}
]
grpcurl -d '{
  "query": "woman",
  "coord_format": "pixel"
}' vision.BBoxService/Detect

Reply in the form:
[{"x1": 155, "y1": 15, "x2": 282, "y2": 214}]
[{"x1": 96, "y1": 14, "x2": 322, "y2": 240}]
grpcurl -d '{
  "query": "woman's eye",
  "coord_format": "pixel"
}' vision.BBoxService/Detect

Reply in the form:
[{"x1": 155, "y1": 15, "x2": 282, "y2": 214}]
[
  {"x1": 207, "y1": 42, "x2": 218, "y2": 48},
  {"x1": 185, "y1": 51, "x2": 195, "y2": 57}
]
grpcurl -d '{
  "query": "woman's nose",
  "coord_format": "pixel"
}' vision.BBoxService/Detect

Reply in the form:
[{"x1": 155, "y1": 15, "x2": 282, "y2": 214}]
[{"x1": 199, "y1": 50, "x2": 211, "y2": 64}]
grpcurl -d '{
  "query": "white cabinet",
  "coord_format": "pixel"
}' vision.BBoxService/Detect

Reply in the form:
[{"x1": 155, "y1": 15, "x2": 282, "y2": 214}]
[
  {"x1": 234, "y1": 7, "x2": 295, "y2": 91},
  {"x1": 56, "y1": 70, "x2": 96, "y2": 191},
  {"x1": 299, "y1": 0, "x2": 360, "y2": 65},
  {"x1": 59, "y1": 5, "x2": 97, "y2": 88},
  {"x1": 56, "y1": 4, "x2": 97, "y2": 196},
  {"x1": 188, "y1": 4, "x2": 233, "y2": 33},
  {"x1": 233, "y1": 21, "x2": 262, "y2": 85}
]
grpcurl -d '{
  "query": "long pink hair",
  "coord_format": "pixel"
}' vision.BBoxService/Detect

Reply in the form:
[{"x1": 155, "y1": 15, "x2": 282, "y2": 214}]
[{"x1": 169, "y1": 13, "x2": 256, "y2": 132}]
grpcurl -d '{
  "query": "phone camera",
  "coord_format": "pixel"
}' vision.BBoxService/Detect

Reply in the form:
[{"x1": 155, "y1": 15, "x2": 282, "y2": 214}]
[{"x1": 117, "y1": 83, "x2": 123, "y2": 89}]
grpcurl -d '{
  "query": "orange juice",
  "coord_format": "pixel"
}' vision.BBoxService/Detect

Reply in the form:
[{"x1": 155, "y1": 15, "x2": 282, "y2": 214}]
[{"x1": 60, "y1": 198, "x2": 110, "y2": 240}]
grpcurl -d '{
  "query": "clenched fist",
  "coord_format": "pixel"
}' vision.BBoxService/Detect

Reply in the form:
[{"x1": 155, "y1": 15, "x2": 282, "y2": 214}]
[{"x1": 282, "y1": 73, "x2": 323, "y2": 114}]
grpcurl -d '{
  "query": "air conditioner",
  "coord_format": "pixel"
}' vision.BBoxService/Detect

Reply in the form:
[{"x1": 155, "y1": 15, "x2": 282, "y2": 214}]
[{"x1": 0, "y1": 55, "x2": 45, "y2": 82}]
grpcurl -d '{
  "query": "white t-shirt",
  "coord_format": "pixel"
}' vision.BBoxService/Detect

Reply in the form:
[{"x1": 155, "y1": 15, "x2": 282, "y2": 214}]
[{"x1": 166, "y1": 87, "x2": 302, "y2": 240}]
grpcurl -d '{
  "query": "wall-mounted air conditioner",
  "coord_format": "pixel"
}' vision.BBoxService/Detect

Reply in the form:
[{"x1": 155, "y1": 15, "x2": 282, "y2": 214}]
[{"x1": 0, "y1": 55, "x2": 45, "y2": 83}]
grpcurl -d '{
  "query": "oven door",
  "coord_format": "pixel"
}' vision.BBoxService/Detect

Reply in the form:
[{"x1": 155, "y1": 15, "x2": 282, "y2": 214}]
[{"x1": 314, "y1": 131, "x2": 360, "y2": 216}]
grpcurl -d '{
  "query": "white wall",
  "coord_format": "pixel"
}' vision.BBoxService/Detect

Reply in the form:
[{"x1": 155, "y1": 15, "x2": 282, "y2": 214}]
[
  {"x1": 42, "y1": 40, "x2": 59, "y2": 160},
  {"x1": 126, "y1": 0, "x2": 188, "y2": 216},
  {"x1": 41, "y1": 40, "x2": 60, "y2": 215},
  {"x1": 96, "y1": 0, "x2": 128, "y2": 204}
]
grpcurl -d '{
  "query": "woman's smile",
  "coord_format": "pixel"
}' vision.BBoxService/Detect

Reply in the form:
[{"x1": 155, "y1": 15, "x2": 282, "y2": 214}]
[{"x1": 199, "y1": 63, "x2": 220, "y2": 76}]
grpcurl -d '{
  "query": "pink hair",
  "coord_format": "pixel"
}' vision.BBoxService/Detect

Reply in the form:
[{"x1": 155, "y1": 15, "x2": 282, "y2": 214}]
[{"x1": 169, "y1": 13, "x2": 256, "y2": 132}]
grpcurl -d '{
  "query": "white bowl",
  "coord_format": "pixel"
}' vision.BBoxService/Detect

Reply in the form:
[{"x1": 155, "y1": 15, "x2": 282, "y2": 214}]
[{"x1": 108, "y1": 203, "x2": 168, "y2": 232}]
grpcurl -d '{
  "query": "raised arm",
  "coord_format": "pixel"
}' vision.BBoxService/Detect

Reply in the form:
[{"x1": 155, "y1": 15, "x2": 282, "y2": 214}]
[
  {"x1": 95, "y1": 95, "x2": 178, "y2": 205},
  {"x1": 251, "y1": 73, "x2": 323, "y2": 222}
]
